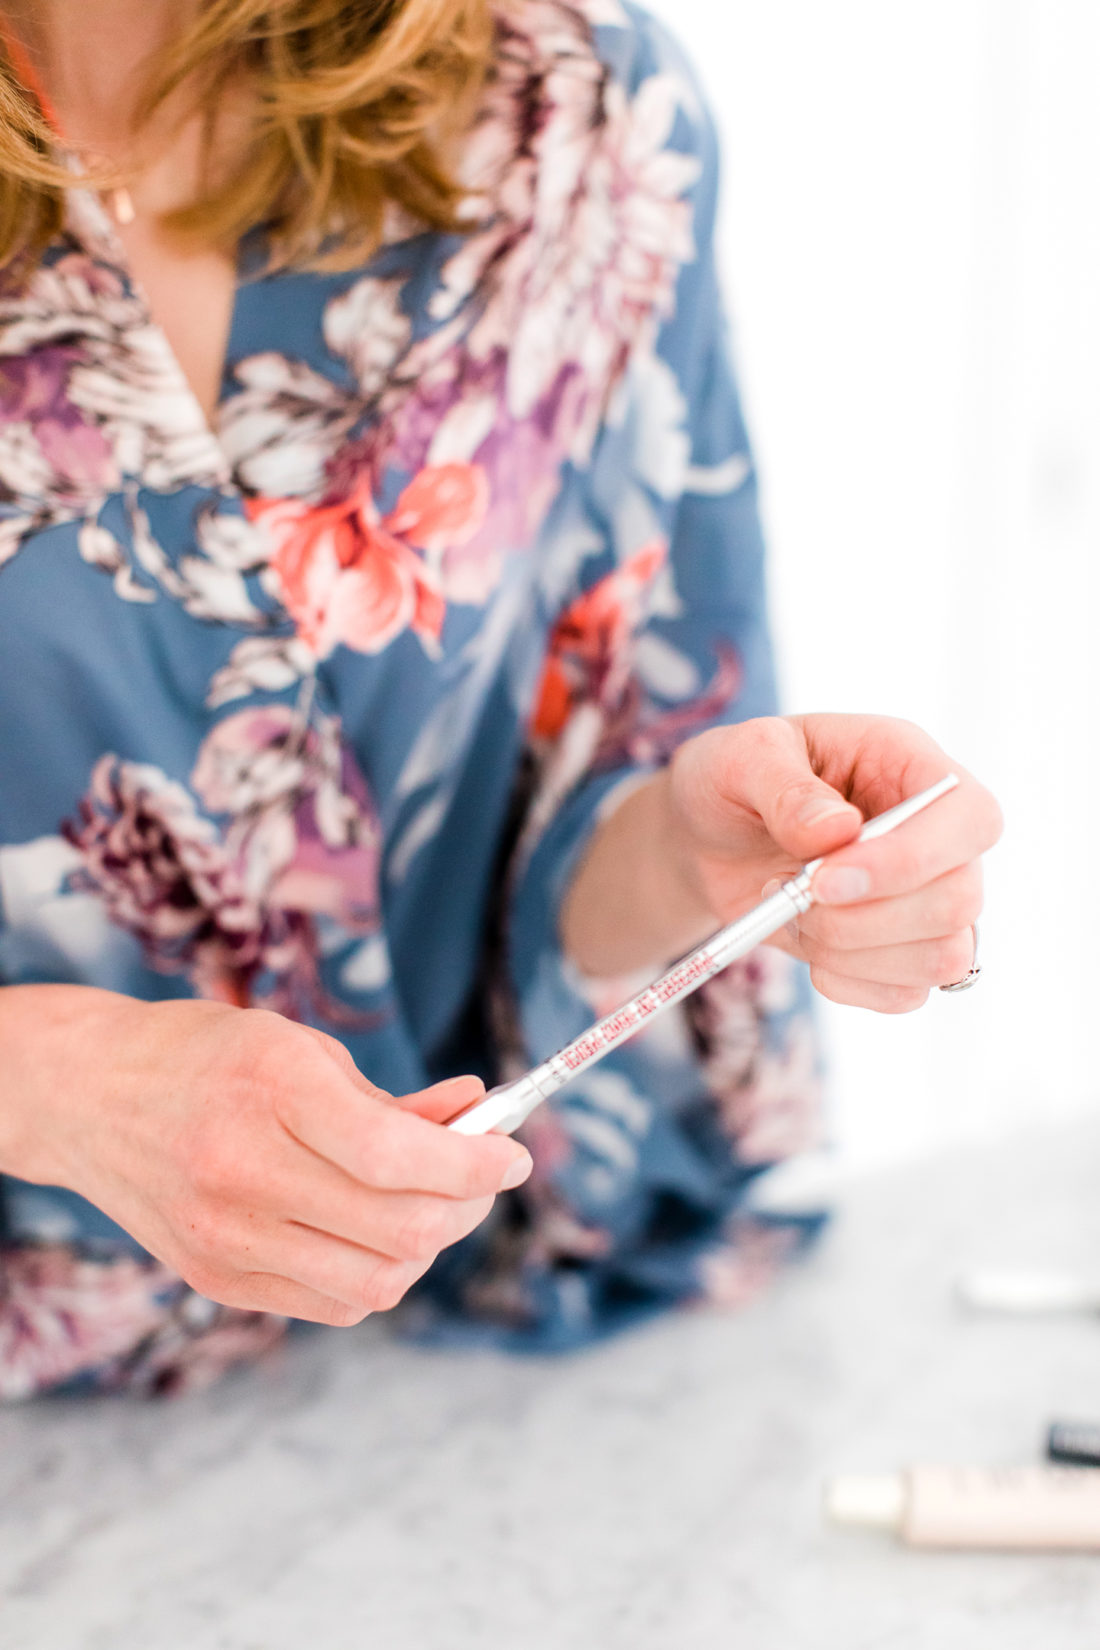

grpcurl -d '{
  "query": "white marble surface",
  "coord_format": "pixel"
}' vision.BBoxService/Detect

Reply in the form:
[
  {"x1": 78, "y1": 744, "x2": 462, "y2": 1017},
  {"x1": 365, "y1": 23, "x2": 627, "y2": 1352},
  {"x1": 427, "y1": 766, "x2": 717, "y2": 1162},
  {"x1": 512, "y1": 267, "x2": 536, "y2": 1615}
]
[{"x1": 3, "y1": 1117, "x2": 1100, "y2": 1650}]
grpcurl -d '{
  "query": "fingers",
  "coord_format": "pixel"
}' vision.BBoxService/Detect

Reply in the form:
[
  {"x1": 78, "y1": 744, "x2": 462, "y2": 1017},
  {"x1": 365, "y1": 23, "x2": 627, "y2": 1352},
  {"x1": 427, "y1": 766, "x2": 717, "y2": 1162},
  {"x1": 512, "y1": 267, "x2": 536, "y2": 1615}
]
[
  {"x1": 808, "y1": 966, "x2": 931, "y2": 1016},
  {"x1": 767, "y1": 860, "x2": 983, "y2": 1005},
  {"x1": 385, "y1": 1073, "x2": 487, "y2": 1125},
  {"x1": 811, "y1": 769, "x2": 1003, "y2": 906},
  {"x1": 295, "y1": 1023, "x2": 392, "y2": 1100},
  {"x1": 194, "y1": 1131, "x2": 501, "y2": 1264},
  {"x1": 277, "y1": 1067, "x2": 531, "y2": 1200},
  {"x1": 262, "y1": 1223, "x2": 425, "y2": 1320},
  {"x1": 261, "y1": 1213, "x2": 462, "y2": 1317},
  {"x1": 796, "y1": 864, "x2": 984, "y2": 952},
  {"x1": 208, "y1": 1244, "x2": 422, "y2": 1327},
  {"x1": 797, "y1": 928, "x2": 977, "y2": 989},
  {"x1": 287, "y1": 1172, "x2": 498, "y2": 1264},
  {"x1": 184, "y1": 1188, "x2": 499, "y2": 1327},
  {"x1": 770, "y1": 919, "x2": 976, "y2": 994},
  {"x1": 293, "y1": 1029, "x2": 494, "y2": 1137},
  {"x1": 197, "y1": 1268, "x2": 382, "y2": 1328},
  {"x1": 704, "y1": 718, "x2": 865, "y2": 862}
]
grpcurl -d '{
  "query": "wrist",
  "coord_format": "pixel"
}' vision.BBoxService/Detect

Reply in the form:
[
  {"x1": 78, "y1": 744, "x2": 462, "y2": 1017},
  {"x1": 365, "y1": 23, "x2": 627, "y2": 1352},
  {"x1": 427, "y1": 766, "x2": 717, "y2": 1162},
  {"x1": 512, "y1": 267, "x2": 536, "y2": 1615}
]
[
  {"x1": 0, "y1": 983, "x2": 143, "y2": 1186},
  {"x1": 647, "y1": 765, "x2": 718, "y2": 922},
  {"x1": 560, "y1": 769, "x2": 717, "y2": 978}
]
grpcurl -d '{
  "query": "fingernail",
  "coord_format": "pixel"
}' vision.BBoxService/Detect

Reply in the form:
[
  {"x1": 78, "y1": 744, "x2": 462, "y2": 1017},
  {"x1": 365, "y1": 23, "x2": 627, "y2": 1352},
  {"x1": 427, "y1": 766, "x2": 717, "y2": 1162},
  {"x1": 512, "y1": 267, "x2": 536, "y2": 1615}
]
[
  {"x1": 813, "y1": 866, "x2": 872, "y2": 904},
  {"x1": 500, "y1": 1152, "x2": 533, "y2": 1191},
  {"x1": 761, "y1": 878, "x2": 783, "y2": 898},
  {"x1": 443, "y1": 1074, "x2": 484, "y2": 1098},
  {"x1": 800, "y1": 799, "x2": 855, "y2": 828}
]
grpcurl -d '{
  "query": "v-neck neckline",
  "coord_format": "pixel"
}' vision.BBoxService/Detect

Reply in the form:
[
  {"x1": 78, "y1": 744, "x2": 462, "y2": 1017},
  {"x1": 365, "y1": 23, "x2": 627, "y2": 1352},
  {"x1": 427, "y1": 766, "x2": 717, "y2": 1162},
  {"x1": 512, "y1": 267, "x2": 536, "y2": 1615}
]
[
  {"x1": 64, "y1": 182, "x2": 249, "y2": 491},
  {"x1": 1, "y1": 20, "x2": 244, "y2": 489}
]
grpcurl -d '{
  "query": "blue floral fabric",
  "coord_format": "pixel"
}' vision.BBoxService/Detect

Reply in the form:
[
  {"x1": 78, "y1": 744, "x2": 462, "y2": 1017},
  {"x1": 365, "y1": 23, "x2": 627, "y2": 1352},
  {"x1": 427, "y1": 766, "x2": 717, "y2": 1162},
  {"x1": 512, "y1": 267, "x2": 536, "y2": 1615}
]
[{"x1": 0, "y1": 1, "x2": 823, "y2": 1397}]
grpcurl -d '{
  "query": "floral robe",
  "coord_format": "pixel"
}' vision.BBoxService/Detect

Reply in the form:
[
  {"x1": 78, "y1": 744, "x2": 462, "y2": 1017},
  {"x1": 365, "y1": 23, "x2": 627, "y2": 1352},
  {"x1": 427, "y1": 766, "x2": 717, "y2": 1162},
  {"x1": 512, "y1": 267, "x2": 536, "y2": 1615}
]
[{"x1": 0, "y1": 0, "x2": 824, "y2": 1398}]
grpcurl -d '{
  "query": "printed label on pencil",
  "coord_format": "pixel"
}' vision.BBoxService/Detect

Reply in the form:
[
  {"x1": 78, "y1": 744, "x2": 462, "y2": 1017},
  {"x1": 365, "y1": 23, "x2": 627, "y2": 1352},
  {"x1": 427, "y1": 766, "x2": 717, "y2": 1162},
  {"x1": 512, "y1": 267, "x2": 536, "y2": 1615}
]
[
  {"x1": 551, "y1": 945, "x2": 720, "y2": 1080},
  {"x1": 653, "y1": 950, "x2": 713, "y2": 1002}
]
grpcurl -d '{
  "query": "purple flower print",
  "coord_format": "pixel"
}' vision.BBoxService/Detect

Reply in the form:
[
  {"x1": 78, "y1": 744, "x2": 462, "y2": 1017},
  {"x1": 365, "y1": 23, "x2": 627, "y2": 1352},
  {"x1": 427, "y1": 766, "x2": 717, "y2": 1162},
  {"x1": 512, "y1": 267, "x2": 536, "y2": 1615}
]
[
  {"x1": 62, "y1": 757, "x2": 273, "y2": 1007},
  {"x1": 62, "y1": 708, "x2": 385, "y2": 1020},
  {"x1": 0, "y1": 349, "x2": 115, "y2": 496},
  {"x1": 191, "y1": 706, "x2": 383, "y2": 936},
  {"x1": 315, "y1": 1, "x2": 700, "y2": 574},
  {"x1": 0, "y1": 244, "x2": 226, "y2": 573}
]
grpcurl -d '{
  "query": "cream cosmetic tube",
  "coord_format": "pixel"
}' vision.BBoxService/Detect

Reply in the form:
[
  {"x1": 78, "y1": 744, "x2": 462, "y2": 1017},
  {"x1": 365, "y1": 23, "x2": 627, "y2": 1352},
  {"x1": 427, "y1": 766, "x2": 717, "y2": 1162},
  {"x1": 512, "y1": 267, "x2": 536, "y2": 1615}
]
[{"x1": 826, "y1": 1466, "x2": 1100, "y2": 1550}]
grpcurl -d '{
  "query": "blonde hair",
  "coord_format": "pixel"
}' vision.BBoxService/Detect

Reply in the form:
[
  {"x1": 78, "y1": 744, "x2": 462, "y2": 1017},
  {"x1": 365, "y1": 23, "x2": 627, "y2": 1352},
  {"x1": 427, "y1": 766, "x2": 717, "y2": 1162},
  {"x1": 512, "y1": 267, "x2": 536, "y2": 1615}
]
[{"x1": 0, "y1": 0, "x2": 493, "y2": 271}]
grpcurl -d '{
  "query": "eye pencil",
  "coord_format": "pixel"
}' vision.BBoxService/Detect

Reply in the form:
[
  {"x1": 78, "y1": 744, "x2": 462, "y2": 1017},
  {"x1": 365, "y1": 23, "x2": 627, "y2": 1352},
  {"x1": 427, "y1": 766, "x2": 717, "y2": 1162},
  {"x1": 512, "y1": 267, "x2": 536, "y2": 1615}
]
[{"x1": 448, "y1": 772, "x2": 961, "y2": 1137}]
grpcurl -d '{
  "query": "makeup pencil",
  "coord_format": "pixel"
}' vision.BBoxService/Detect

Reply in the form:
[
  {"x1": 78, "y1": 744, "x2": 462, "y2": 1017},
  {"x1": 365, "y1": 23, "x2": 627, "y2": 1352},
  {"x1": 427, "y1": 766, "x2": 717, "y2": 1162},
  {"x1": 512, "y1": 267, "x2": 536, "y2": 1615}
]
[{"x1": 449, "y1": 773, "x2": 960, "y2": 1136}]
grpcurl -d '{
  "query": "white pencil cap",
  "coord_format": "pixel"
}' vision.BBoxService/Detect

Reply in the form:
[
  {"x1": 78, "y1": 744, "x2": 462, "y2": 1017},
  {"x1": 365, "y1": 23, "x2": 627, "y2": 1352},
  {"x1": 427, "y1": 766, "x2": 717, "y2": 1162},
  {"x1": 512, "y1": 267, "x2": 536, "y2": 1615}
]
[
  {"x1": 956, "y1": 1270, "x2": 1100, "y2": 1315},
  {"x1": 825, "y1": 1474, "x2": 906, "y2": 1532}
]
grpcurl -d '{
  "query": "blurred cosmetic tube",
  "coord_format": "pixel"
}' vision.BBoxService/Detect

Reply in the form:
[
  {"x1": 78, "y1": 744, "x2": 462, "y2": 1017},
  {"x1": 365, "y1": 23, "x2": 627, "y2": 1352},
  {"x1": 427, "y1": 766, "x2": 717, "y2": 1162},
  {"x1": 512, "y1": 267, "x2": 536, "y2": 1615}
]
[
  {"x1": 1047, "y1": 1423, "x2": 1100, "y2": 1469},
  {"x1": 825, "y1": 1466, "x2": 1100, "y2": 1550},
  {"x1": 955, "y1": 1269, "x2": 1100, "y2": 1316}
]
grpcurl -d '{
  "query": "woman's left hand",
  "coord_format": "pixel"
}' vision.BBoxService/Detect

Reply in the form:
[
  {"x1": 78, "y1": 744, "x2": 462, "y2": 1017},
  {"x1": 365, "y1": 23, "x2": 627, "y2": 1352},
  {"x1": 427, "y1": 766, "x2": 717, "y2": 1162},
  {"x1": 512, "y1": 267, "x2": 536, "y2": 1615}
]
[{"x1": 664, "y1": 713, "x2": 1004, "y2": 1012}]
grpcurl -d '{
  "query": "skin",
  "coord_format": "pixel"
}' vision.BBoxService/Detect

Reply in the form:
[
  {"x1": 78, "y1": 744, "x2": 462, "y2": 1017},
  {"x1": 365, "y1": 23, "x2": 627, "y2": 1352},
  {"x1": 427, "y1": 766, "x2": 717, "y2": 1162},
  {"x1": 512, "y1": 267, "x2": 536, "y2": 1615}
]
[
  {"x1": 562, "y1": 714, "x2": 1001, "y2": 1011},
  {"x1": 0, "y1": 988, "x2": 531, "y2": 1326},
  {"x1": 0, "y1": 2, "x2": 1004, "y2": 1326},
  {"x1": 7, "y1": 0, "x2": 238, "y2": 423}
]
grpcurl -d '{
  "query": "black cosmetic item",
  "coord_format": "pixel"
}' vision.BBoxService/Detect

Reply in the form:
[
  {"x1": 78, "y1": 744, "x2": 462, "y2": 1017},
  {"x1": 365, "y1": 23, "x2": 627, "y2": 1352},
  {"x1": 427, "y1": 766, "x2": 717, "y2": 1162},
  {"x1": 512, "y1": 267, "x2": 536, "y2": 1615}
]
[{"x1": 1047, "y1": 1422, "x2": 1100, "y2": 1468}]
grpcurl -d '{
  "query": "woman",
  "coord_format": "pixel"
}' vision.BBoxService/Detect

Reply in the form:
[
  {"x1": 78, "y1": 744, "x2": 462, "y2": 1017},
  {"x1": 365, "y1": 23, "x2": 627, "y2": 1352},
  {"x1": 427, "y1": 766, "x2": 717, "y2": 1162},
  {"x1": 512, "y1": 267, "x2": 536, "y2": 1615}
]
[{"x1": 0, "y1": 0, "x2": 1000, "y2": 1397}]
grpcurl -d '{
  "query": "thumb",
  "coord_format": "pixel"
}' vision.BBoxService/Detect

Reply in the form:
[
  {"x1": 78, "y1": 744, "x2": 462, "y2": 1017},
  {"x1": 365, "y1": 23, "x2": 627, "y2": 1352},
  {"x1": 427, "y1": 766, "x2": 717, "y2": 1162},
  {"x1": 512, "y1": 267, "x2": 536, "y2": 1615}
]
[
  {"x1": 298, "y1": 1023, "x2": 393, "y2": 1100},
  {"x1": 301, "y1": 1027, "x2": 487, "y2": 1127},
  {"x1": 729, "y1": 719, "x2": 863, "y2": 863},
  {"x1": 388, "y1": 1074, "x2": 487, "y2": 1126}
]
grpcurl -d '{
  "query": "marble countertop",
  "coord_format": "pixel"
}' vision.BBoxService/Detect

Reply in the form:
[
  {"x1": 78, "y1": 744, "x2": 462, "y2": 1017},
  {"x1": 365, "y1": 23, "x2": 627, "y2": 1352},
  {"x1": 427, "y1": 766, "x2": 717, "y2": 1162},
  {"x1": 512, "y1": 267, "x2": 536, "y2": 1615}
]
[{"x1": 4, "y1": 1116, "x2": 1100, "y2": 1650}]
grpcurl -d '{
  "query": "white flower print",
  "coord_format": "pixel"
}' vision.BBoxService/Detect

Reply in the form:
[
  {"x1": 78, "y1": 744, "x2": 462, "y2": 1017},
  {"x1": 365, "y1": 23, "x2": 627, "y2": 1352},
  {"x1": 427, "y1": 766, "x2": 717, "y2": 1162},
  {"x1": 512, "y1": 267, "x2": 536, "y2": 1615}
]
[
  {"x1": 322, "y1": 277, "x2": 411, "y2": 400},
  {"x1": 217, "y1": 353, "x2": 362, "y2": 500},
  {"x1": 0, "y1": 245, "x2": 225, "y2": 515},
  {"x1": 327, "y1": 1, "x2": 703, "y2": 568},
  {"x1": 206, "y1": 635, "x2": 316, "y2": 709}
]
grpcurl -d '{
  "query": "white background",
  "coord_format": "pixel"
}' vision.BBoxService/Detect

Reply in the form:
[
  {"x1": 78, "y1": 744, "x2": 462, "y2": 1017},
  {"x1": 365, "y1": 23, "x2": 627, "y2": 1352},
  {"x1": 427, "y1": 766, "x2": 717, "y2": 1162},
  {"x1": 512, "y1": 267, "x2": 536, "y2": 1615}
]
[{"x1": 646, "y1": 0, "x2": 1100, "y2": 1169}]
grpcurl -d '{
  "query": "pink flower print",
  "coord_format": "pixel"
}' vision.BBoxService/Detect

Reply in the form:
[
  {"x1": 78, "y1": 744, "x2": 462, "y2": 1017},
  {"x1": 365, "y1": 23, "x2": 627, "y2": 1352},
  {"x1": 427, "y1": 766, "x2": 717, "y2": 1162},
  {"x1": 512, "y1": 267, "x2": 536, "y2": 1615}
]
[
  {"x1": 0, "y1": 1244, "x2": 286, "y2": 1399},
  {"x1": 687, "y1": 954, "x2": 824, "y2": 1166},
  {"x1": 387, "y1": 460, "x2": 494, "y2": 605},
  {"x1": 248, "y1": 463, "x2": 489, "y2": 660},
  {"x1": 319, "y1": 9, "x2": 701, "y2": 575},
  {"x1": 385, "y1": 461, "x2": 489, "y2": 550},
  {"x1": 116, "y1": 1292, "x2": 287, "y2": 1398},
  {"x1": 529, "y1": 538, "x2": 745, "y2": 774},
  {"x1": 532, "y1": 539, "x2": 668, "y2": 741},
  {"x1": 248, "y1": 489, "x2": 433, "y2": 658},
  {"x1": 0, "y1": 1245, "x2": 177, "y2": 1401}
]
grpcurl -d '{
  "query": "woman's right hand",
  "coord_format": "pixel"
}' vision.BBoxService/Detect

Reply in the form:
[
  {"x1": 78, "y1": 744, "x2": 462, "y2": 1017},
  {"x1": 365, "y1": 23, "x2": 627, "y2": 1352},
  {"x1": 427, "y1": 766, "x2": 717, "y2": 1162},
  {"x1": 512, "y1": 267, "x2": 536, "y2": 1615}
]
[{"x1": 0, "y1": 986, "x2": 532, "y2": 1326}]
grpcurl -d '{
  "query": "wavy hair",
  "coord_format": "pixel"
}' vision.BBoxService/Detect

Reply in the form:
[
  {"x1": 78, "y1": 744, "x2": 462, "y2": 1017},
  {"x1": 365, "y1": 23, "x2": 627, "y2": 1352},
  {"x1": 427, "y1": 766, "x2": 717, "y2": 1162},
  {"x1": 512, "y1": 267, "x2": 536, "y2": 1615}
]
[{"x1": 0, "y1": 0, "x2": 494, "y2": 271}]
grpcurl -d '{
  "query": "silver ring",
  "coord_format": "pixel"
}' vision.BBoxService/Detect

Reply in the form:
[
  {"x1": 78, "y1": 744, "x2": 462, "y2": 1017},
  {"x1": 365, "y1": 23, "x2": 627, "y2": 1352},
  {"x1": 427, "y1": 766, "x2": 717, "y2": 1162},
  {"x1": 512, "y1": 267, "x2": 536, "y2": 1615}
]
[{"x1": 940, "y1": 923, "x2": 981, "y2": 993}]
